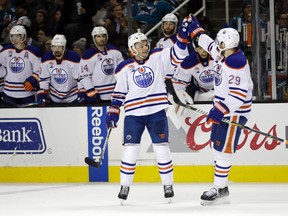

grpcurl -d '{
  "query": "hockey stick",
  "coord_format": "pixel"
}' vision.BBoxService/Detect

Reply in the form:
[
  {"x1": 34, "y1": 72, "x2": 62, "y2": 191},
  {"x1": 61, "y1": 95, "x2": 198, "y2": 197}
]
[
  {"x1": 165, "y1": 79, "x2": 287, "y2": 143},
  {"x1": 84, "y1": 127, "x2": 112, "y2": 168},
  {"x1": 17, "y1": 101, "x2": 44, "y2": 108}
]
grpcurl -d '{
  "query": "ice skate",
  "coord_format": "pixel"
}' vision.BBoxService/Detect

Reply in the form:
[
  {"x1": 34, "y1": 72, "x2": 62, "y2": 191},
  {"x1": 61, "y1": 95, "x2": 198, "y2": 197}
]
[
  {"x1": 200, "y1": 186, "x2": 230, "y2": 206},
  {"x1": 118, "y1": 185, "x2": 130, "y2": 204},
  {"x1": 164, "y1": 185, "x2": 174, "y2": 203}
]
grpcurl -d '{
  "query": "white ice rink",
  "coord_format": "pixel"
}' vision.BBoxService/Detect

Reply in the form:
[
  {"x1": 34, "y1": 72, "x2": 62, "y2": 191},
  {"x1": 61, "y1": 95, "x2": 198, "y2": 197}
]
[{"x1": 0, "y1": 183, "x2": 287, "y2": 216}]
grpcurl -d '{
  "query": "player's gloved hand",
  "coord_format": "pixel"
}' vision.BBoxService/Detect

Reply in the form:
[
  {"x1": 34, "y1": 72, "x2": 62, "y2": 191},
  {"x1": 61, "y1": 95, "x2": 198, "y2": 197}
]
[
  {"x1": 177, "y1": 15, "x2": 193, "y2": 44},
  {"x1": 176, "y1": 89, "x2": 193, "y2": 104},
  {"x1": 36, "y1": 89, "x2": 49, "y2": 106},
  {"x1": 77, "y1": 89, "x2": 87, "y2": 104},
  {"x1": 207, "y1": 101, "x2": 229, "y2": 124},
  {"x1": 188, "y1": 15, "x2": 205, "y2": 39},
  {"x1": 106, "y1": 105, "x2": 120, "y2": 128},
  {"x1": 24, "y1": 74, "x2": 39, "y2": 91},
  {"x1": 86, "y1": 88, "x2": 100, "y2": 104}
]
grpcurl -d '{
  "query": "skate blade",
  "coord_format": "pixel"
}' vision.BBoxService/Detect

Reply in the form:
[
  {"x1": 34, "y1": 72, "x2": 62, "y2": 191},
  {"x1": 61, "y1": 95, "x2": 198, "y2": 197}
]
[
  {"x1": 200, "y1": 196, "x2": 230, "y2": 206},
  {"x1": 119, "y1": 199, "x2": 126, "y2": 205},
  {"x1": 166, "y1": 197, "x2": 173, "y2": 204}
]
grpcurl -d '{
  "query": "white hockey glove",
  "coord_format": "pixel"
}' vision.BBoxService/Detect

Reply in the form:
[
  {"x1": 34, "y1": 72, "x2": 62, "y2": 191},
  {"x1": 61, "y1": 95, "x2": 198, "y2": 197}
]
[{"x1": 176, "y1": 90, "x2": 193, "y2": 105}]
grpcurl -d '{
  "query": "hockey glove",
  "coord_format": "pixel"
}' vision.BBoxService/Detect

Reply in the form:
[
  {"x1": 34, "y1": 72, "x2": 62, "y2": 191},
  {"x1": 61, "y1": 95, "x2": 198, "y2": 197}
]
[
  {"x1": 24, "y1": 74, "x2": 39, "y2": 91},
  {"x1": 106, "y1": 105, "x2": 120, "y2": 128},
  {"x1": 77, "y1": 89, "x2": 87, "y2": 104},
  {"x1": 86, "y1": 88, "x2": 100, "y2": 104},
  {"x1": 176, "y1": 89, "x2": 193, "y2": 105},
  {"x1": 189, "y1": 15, "x2": 205, "y2": 39},
  {"x1": 177, "y1": 15, "x2": 192, "y2": 44},
  {"x1": 36, "y1": 89, "x2": 49, "y2": 106},
  {"x1": 207, "y1": 101, "x2": 229, "y2": 124}
]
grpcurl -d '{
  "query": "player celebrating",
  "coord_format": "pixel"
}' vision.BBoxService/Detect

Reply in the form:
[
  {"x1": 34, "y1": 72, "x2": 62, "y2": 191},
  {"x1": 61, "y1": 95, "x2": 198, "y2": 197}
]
[
  {"x1": 172, "y1": 39, "x2": 215, "y2": 103},
  {"x1": 105, "y1": 15, "x2": 195, "y2": 202},
  {"x1": 156, "y1": 13, "x2": 178, "y2": 49},
  {"x1": 0, "y1": 25, "x2": 41, "y2": 106},
  {"x1": 189, "y1": 17, "x2": 253, "y2": 205},
  {"x1": 78, "y1": 26, "x2": 124, "y2": 104},
  {"x1": 36, "y1": 34, "x2": 80, "y2": 105}
]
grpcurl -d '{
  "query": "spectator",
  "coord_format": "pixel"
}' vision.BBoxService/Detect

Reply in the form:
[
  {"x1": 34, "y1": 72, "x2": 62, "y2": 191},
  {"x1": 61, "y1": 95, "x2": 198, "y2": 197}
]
[
  {"x1": 104, "y1": 2, "x2": 138, "y2": 54},
  {"x1": 0, "y1": 0, "x2": 15, "y2": 41},
  {"x1": 62, "y1": 0, "x2": 97, "y2": 49},
  {"x1": 132, "y1": 0, "x2": 174, "y2": 33},
  {"x1": 72, "y1": 37, "x2": 86, "y2": 57},
  {"x1": 31, "y1": 8, "x2": 49, "y2": 40},
  {"x1": 43, "y1": 36, "x2": 52, "y2": 53},
  {"x1": 229, "y1": 1, "x2": 252, "y2": 55}
]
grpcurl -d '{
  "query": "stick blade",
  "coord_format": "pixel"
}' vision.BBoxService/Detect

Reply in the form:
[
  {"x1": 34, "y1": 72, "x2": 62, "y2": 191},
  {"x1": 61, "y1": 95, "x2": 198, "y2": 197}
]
[{"x1": 84, "y1": 157, "x2": 101, "y2": 168}]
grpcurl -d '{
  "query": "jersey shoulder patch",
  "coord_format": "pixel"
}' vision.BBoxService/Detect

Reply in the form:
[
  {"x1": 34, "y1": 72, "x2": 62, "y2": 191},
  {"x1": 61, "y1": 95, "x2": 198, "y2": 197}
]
[
  {"x1": 115, "y1": 59, "x2": 134, "y2": 74},
  {"x1": 225, "y1": 49, "x2": 247, "y2": 69},
  {"x1": 65, "y1": 50, "x2": 81, "y2": 62},
  {"x1": 181, "y1": 51, "x2": 199, "y2": 69},
  {"x1": 26, "y1": 45, "x2": 41, "y2": 57},
  {"x1": 41, "y1": 51, "x2": 54, "y2": 62},
  {"x1": 82, "y1": 48, "x2": 98, "y2": 60}
]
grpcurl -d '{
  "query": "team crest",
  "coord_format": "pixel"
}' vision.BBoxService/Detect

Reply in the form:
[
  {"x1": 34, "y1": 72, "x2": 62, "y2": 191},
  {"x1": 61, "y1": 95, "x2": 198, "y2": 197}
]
[
  {"x1": 214, "y1": 64, "x2": 222, "y2": 86},
  {"x1": 9, "y1": 56, "x2": 25, "y2": 73},
  {"x1": 133, "y1": 66, "x2": 154, "y2": 88},
  {"x1": 199, "y1": 69, "x2": 215, "y2": 83},
  {"x1": 101, "y1": 58, "x2": 114, "y2": 75},
  {"x1": 51, "y1": 68, "x2": 68, "y2": 84}
]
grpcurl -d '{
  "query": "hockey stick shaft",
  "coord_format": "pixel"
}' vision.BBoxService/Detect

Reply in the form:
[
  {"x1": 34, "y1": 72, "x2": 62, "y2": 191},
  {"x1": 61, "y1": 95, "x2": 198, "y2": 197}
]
[
  {"x1": 165, "y1": 79, "x2": 286, "y2": 143},
  {"x1": 85, "y1": 127, "x2": 112, "y2": 168}
]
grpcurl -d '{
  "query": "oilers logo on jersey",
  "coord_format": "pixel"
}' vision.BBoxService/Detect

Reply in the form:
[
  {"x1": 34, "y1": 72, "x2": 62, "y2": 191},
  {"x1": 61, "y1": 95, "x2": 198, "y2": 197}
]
[
  {"x1": 9, "y1": 56, "x2": 25, "y2": 73},
  {"x1": 101, "y1": 58, "x2": 114, "y2": 75},
  {"x1": 199, "y1": 69, "x2": 215, "y2": 83},
  {"x1": 133, "y1": 66, "x2": 154, "y2": 88},
  {"x1": 52, "y1": 68, "x2": 68, "y2": 84},
  {"x1": 214, "y1": 64, "x2": 222, "y2": 86}
]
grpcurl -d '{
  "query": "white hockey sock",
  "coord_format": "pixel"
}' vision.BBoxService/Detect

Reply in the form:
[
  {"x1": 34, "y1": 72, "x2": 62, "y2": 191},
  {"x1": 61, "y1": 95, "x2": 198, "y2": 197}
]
[
  {"x1": 120, "y1": 144, "x2": 140, "y2": 186},
  {"x1": 153, "y1": 144, "x2": 173, "y2": 186}
]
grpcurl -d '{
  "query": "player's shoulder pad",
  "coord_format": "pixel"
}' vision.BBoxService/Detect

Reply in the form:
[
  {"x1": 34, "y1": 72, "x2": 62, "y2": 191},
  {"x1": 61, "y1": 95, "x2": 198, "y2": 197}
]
[
  {"x1": 115, "y1": 58, "x2": 134, "y2": 74},
  {"x1": 41, "y1": 51, "x2": 54, "y2": 62},
  {"x1": 106, "y1": 43, "x2": 121, "y2": 52},
  {"x1": 64, "y1": 50, "x2": 81, "y2": 62},
  {"x1": 150, "y1": 47, "x2": 162, "y2": 55},
  {"x1": 170, "y1": 34, "x2": 177, "y2": 43},
  {"x1": 225, "y1": 49, "x2": 247, "y2": 69},
  {"x1": 26, "y1": 45, "x2": 41, "y2": 57},
  {"x1": 181, "y1": 51, "x2": 199, "y2": 69},
  {"x1": 81, "y1": 47, "x2": 98, "y2": 60},
  {"x1": 1, "y1": 43, "x2": 14, "y2": 51}
]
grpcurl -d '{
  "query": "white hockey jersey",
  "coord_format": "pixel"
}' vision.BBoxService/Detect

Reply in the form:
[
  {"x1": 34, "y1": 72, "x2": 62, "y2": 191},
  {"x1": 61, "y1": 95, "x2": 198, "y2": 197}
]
[
  {"x1": 78, "y1": 44, "x2": 124, "y2": 100},
  {"x1": 173, "y1": 51, "x2": 215, "y2": 93},
  {"x1": 0, "y1": 44, "x2": 41, "y2": 98},
  {"x1": 198, "y1": 34, "x2": 253, "y2": 118},
  {"x1": 0, "y1": 45, "x2": 5, "y2": 93},
  {"x1": 112, "y1": 44, "x2": 188, "y2": 116},
  {"x1": 40, "y1": 50, "x2": 80, "y2": 103},
  {"x1": 156, "y1": 34, "x2": 177, "y2": 49}
]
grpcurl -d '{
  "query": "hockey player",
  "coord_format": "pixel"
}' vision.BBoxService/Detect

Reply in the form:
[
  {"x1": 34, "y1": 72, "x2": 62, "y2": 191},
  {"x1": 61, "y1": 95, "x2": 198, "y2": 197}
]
[
  {"x1": 0, "y1": 25, "x2": 41, "y2": 106},
  {"x1": 156, "y1": 13, "x2": 178, "y2": 49},
  {"x1": 36, "y1": 34, "x2": 80, "y2": 105},
  {"x1": 0, "y1": 45, "x2": 5, "y2": 104},
  {"x1": 105, "y1": 15, "x2": 195, "y2": 202},
  {"x1": 172, "y1": 38, "x2": 215, "y2": 103},
  {"x1": 189, "y1": 16, "x2": 253, "y2": 205},
  {"x1": 78, "y1": 26, "x2": 124, "y2": 104}
]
